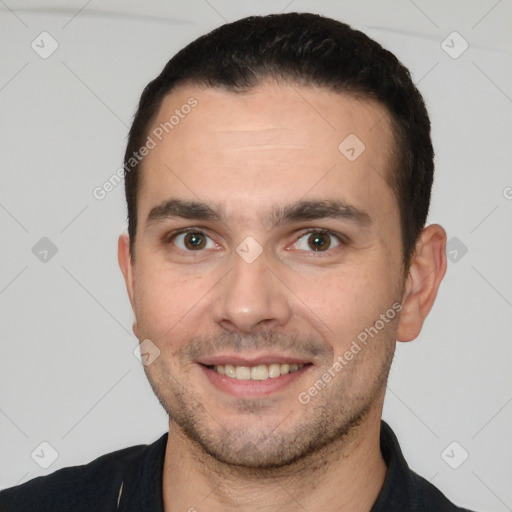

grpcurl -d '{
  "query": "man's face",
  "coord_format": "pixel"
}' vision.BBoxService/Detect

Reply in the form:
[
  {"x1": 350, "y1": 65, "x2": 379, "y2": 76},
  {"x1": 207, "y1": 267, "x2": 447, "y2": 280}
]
[{"x1": 122, "y1": 82, "x2": 405, "y2": 467}]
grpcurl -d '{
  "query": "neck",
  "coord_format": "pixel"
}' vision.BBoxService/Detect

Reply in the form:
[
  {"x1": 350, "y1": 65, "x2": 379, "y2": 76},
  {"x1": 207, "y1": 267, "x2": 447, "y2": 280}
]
[{"x1": 162, "y1": 405, "x2": 387, "y2": 512}]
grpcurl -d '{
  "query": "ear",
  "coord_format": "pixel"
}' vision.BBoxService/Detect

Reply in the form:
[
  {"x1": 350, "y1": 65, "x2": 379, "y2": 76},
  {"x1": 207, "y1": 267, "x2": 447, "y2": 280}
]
[
  {"x1": 118, "y1": 232, "x2": 139, "y2": 339},
  {"x1": 396, "y1": 224, "x2": 447, "y2": 342}
]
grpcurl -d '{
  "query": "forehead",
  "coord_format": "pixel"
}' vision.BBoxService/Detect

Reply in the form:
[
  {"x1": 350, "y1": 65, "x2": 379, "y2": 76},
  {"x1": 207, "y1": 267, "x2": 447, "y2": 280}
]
[
  {"x1": 138, "y1": 81, "x2": 397, "y2": 223},
  {"x1": 152, "y1": 81, "x2": 394, "y2": 153}
]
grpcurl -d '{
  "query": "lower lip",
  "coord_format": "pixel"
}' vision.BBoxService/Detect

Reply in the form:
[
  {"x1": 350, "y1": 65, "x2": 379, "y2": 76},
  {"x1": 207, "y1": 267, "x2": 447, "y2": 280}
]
[{"x1": 199, "y1": 364, "x2": 312, "y2": 398}]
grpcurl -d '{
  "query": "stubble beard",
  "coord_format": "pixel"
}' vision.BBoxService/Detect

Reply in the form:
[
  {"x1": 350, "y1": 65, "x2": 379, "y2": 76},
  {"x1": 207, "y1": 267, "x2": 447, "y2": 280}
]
[{"x1": 144, "y1": 334, "x2": 396, "y2": 471}]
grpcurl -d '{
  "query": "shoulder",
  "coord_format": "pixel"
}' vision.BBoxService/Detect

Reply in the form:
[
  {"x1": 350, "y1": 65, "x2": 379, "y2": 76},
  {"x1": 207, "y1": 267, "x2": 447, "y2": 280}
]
[
  {"x1": 410, "y1": 470, "x2": 477, "y2": 512},
  {"x1": 377, "y1": 421, "x2": 478, "y2": 512},
  {"x1": 0, "y1": 441, "x2": 154, "y2": 512}
]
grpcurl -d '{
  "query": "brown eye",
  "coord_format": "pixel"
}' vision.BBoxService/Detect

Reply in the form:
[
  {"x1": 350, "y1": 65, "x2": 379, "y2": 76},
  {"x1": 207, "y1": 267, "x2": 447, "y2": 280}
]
[
  {"x1": 294, "y1": 230, "x2": 342, "y2": 253},
  {"x1": 307, "y1": 232, "x2": 331, "y2": 251},
  {"x1": 184, "y1": 233, "x2": 206, "y2": 250},
  {"x1": 171, "y1": 231, "x2": 215, "y2": 251},
  {"x1": 184, "y1": 232, "x2": 206, "y2": 250}
]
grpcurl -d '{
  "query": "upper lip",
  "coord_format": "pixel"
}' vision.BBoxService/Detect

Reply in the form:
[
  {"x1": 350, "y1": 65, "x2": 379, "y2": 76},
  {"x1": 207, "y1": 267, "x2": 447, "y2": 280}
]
[{"x1": 196, "y1": 353, "x2": 313, "y2": 366}]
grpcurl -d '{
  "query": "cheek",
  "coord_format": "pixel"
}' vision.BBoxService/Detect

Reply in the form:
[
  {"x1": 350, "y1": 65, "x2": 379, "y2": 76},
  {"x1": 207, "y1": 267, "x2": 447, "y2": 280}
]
[
  {"x1": 133, "y1": 262, "x2": 211, "y2": 340},
  {"x1": 289, "y1": 261, "x2": 400, "y2": 345}
]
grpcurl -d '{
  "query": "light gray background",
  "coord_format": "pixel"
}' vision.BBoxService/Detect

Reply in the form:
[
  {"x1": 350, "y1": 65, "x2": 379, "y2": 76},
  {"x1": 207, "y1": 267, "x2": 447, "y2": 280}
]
[{"x1": 0, "y1": 1, "x2": 511, "y2": 510}]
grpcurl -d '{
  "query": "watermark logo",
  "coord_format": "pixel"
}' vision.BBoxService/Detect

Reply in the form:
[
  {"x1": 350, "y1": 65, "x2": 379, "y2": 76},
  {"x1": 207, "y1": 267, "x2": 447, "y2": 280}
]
[
  {"x1": 441, "y1": 31, "x2": 469, "y2": 59},
  {"x1": 338, "y1": 134, "x2": 366, "y2": 162},
  {"x1": 441, "y1": 441, "x2": 469, "y2": 469},
  {"x1": 446, "y1": 237, "x2": 468, "y2": 263},
  {"x1": 236, "y1": 236, "x2": 263, "y2": 264},
  {"x1": 133, "y1": 339, "x2": 161, "y2": 366},
  {"x1": 92, "y1": 97, "x2": 198, "y2": 200},
  {"x1": 31, "y1": 32, "x2": 59, "y2": 59},
  {"x1": 298, "y1": 302, "x2": 402, "y2": 404},
  {"x1": 31, "y1": 441, "x2": 59, "y2": 469},
  {"x1": 32, "y1": 237, "x2": 58, "y2": 263}
]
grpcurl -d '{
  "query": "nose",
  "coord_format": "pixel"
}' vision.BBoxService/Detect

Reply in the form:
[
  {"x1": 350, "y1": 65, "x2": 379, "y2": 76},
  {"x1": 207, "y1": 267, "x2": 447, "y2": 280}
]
[{"x1": 211, "y1": 248, "x2": 292, "y2": 334}]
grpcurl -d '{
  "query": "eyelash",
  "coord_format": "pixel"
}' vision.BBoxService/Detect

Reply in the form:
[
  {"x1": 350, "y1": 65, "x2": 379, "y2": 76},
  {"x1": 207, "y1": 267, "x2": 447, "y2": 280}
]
[{"x1": 164, "y1": 227, "x2": 347, "y2": 256}]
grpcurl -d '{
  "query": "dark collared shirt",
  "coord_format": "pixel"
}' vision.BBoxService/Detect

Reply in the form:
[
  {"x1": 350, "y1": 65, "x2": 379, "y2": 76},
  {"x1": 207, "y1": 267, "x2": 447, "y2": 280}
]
[{"x1": 0, "y1": 421, "x2": 476, "y2": 511}]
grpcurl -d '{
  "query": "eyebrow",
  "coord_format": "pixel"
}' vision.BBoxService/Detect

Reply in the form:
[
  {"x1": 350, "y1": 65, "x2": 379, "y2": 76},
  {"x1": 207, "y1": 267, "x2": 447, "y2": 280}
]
[{"x1": 145, "y1": 198, "x2": 371, "y2": 229}]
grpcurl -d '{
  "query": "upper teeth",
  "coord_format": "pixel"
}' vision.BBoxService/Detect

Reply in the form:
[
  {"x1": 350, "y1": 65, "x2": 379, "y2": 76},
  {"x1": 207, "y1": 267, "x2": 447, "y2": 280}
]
[{"x1": 213, "y1": 363, "x2": 304, "y2": 380}]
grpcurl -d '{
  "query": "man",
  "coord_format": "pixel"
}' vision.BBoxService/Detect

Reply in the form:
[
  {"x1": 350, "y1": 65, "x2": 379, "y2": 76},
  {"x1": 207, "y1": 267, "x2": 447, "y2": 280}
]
[{"x1": 0, "y1": 12, "x2": 476, "y2": 512}]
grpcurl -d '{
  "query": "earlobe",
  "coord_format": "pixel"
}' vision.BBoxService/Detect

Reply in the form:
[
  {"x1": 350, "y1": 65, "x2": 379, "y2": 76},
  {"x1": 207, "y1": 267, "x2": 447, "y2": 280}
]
[
  {"x1": 396, "y1": 224, "x2": 447, "y2": 343},
  {"x1": 118, "y1": 233, "x2": 138, "y2": 336}
]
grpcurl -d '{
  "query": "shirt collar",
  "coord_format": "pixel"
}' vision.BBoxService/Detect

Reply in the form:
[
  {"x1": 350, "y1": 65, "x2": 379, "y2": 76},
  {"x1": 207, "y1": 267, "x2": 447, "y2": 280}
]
[
  {"x1": 370, "y1": 421, "x2": 420, "y2": 512},
  {"x1": 118, "y1": 430, "x2": 167, "y2": 511}
]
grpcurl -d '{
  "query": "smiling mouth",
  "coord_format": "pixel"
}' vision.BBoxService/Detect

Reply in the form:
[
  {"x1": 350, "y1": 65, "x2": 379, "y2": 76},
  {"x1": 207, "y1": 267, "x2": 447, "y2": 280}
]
[{"x1": 205, "y1": 363, "x2": 308, "y2": 381}]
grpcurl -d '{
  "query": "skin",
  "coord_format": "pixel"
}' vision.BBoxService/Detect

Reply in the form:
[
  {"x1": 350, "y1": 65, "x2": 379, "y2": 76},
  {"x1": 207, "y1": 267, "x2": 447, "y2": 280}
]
[{"x1": 118, "y1": 81, "x2": 447, "y2": 512}]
